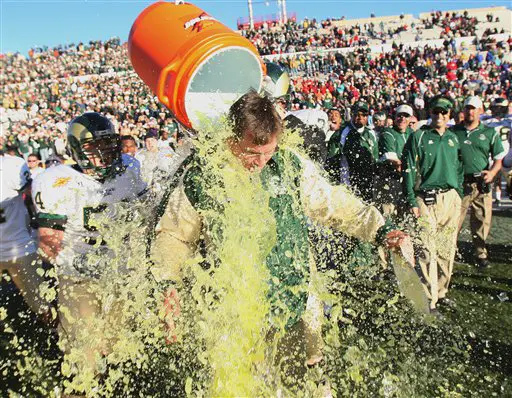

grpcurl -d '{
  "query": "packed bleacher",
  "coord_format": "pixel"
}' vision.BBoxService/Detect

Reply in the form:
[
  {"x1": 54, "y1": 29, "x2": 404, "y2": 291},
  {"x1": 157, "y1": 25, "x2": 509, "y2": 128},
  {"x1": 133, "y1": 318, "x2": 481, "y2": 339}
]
[{"x1": 1, "y1": 6, "x2": 511, "y2": 159}]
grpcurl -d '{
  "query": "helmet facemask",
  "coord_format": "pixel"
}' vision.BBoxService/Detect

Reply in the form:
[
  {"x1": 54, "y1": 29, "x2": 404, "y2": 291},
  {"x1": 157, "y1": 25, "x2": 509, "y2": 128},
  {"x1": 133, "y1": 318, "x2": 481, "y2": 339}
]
[{"x1": 71, "y1": 135, "x2": 122, "y2": 180}]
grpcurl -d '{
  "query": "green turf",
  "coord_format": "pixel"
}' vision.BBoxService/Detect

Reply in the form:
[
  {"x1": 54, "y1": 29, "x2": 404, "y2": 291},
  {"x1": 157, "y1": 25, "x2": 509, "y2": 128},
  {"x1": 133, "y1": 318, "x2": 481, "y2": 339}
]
[
  {"x1": 448, "y1": 208, "x2": 512, "y2": 393},
  {"x1": 2, "y1": 210, "x2": 511, "y2": 396}
]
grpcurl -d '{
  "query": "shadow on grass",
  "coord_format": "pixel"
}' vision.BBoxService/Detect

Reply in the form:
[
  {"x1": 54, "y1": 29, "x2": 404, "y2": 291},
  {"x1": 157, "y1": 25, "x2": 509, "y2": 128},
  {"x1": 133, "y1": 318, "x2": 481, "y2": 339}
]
[
  {"x1": 451, "y1": 281, "x2": 511, "y2": 297},
  {"x1": 457, "y1": 241, "x2": 512, "y2": 265},
  {"x1": 453, "y1": 270, "x2": 512, "y2": 288}
]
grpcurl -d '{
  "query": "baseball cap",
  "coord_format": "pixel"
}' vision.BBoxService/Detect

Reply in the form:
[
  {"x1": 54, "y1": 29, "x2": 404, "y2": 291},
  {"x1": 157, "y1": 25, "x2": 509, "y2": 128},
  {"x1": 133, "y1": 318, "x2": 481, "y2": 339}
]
[
  {"x1": 463, "y1": 96, "x2": 483, "y2": 109},
  {"x1": 395, "y1": 104, "x2": 414, "y2": 117},
  {"x1": 491, "y1": 97, "x2": 509, "y2": 107},
  {"x1": 430, "y1": 97, "x2": 454, "y2": 111},
  {"x1": 374, "y1": 112, "x2": 387, "y2": 121},
  {"x1": 352, "y1": 101, "x2": 370, "y2": 114}
]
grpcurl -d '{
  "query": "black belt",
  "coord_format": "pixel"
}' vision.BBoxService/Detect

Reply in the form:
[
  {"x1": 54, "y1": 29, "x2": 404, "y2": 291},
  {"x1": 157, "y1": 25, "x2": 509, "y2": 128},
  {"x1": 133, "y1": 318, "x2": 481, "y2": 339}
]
[
  {"x1": 417, "y1": 188, "x2": 451, "y2": 196},
  {"x1": 464, "y1": 174, "x2": 482, "y2": 183}
]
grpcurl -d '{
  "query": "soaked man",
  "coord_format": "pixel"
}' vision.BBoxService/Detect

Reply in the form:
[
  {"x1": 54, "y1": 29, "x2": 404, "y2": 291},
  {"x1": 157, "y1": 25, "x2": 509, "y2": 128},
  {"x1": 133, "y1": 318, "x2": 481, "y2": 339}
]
[
  {"x1": 402, "y1": 96, "x2": 463, "y2": 314},
  {"x1": 151, "y1": 90, "x2": 411, "y2": 392},
  {"x1": 482, "y1": 98, "x2": 512, "y2": 203},
  {"x1": 1, "y1": 150, "x2": 53, "y2": 325}
]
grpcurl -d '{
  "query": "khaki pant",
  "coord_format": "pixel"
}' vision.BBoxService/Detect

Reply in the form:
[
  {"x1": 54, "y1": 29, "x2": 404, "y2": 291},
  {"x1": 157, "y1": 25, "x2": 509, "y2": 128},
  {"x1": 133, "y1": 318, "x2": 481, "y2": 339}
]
[
  {"x1": 1, "y1": 252, "x2": 52, "y2": 315},
  {"x1": 416, "y1": 189, "x2": 461, "y2": 309},
  {"x1": 458, "y1": 182, "x2": 493, "y2": 259},
  {"x1": 58, "y1": 276, "x2": 122, "y2": 375}
]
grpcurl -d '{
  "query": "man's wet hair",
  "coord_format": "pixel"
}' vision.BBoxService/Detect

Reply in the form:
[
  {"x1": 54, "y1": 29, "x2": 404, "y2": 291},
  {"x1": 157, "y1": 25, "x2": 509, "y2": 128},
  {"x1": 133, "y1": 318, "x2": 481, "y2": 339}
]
[{"x1": 229, "y1": 89, "x2": 283, "y2": 145}]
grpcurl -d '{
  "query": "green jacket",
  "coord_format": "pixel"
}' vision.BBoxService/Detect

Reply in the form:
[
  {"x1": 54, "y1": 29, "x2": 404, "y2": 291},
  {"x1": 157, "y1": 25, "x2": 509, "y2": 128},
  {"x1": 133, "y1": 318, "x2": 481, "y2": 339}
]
[
  {"x1": 184, "y1": 151, "x2": 310, "y2": 328},
  {"x1": 451, "y1": 123, "x2": 505, "y2": 175},
  {"x1": 379, "y1": 126, "x2": 414, "y2": 162},
  {"x1": 326, "y1": 123, "x2": 378, "y2": 202},
  {"x1": 402, "y1": 127, "x2": 464, "y2": 207}
]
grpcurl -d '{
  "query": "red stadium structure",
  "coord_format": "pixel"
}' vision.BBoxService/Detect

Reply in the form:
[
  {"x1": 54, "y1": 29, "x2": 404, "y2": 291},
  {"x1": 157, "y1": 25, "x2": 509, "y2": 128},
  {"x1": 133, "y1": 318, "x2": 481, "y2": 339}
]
[{"x1": 237, "y1": 12, "x2": 297, "y2": 30}]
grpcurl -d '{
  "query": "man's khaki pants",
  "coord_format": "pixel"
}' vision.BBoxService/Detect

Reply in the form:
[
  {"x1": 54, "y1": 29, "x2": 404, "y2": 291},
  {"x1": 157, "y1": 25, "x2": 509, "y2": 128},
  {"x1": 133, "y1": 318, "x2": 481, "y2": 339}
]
[
  {"x1": 58, "y1": 276, "x2": 122, "y2": 376},
  {"x1": 416, "y1": 189, "x2": 461, "y2": 309},
  {"x1": 1, "y1": 252, "x2": 52, "y2": 316},
  {"x1": 458, "y1": 182, "x2": 493, "y2": 260}
]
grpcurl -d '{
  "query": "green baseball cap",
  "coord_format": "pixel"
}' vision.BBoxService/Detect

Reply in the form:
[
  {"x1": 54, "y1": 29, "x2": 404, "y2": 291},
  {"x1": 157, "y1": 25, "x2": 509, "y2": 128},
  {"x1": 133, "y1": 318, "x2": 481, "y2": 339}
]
[
  {"x1": 352, "y1": 101, "x2": 370, "y2": 113},
  {"x1": 430, "y1": 97, "x2": 454, "y2": 111}
]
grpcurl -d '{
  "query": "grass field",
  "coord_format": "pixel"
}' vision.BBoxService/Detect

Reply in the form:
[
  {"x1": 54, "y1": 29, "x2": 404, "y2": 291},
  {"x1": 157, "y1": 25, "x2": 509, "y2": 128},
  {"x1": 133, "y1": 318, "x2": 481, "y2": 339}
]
[
  {"x1": 449, "y1": 208, "x2": 512, "y2": 394},
  {"x1": 1, "y1": 209, "x2": 511, "y2": 396}
]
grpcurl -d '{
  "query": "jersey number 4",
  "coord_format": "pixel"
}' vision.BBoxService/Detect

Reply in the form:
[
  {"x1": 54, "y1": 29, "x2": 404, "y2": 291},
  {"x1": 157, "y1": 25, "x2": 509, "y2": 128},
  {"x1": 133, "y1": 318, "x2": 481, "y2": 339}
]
[{"x1": 34, "y1": 192, "x2": 45, "y2": 210}]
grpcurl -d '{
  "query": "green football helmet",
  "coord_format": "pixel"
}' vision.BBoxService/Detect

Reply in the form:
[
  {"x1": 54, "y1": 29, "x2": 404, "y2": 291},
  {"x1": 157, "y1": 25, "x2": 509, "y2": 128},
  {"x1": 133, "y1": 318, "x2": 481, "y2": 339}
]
[
  {"x1": 261, "y1": 62, "x2": 291, "y2": 101},
  {"x1": 67, "y1": 112, "x2": 121, "y2": 180}
]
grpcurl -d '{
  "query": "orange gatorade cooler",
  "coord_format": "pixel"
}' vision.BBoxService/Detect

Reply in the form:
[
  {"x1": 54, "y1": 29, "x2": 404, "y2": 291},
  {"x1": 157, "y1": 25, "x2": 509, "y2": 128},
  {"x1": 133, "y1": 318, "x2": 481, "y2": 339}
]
[{"x1": 128, "y1": 1, "x2": 265, "y2": 129}]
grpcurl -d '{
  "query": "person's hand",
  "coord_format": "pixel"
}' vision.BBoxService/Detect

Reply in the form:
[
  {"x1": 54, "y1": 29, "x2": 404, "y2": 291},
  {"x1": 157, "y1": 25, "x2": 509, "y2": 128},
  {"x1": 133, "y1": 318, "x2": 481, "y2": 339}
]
[
  {"x1": 389, "y1": 158, "x2": 402, "y2": 172},
  {"x1": 411, "y1": 207, "x2": 420, "y2": 218},
  {"x1": 384, "y1": 229, "x2": 408, "y2": 250},
  {"x1": 163, "y1": 287, "x2": 181, "y2": 344},
  {"x1": 481, "y1": 170, "x2": 496, "y2": 184},
  {"x1": 385, "y1": 231, "x2": 416, "y2": 266}
]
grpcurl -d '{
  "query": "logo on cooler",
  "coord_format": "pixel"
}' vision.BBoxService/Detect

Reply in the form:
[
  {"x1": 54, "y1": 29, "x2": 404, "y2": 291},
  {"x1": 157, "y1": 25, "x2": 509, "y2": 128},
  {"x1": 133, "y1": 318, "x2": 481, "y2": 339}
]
[{"x1": 184, "y1": 13, "x2": 216, "y2": 32}]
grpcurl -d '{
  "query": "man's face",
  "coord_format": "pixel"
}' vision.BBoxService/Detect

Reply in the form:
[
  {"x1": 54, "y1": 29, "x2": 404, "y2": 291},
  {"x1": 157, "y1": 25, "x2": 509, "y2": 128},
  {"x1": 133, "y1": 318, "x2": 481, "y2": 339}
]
[
  {"x1": 409, "y1": 116, "x2": 418, "y2": 130},
  {"x1": 82, "y1": 138, "x2": 118, "y2": 169},
  {"x1": 352, "y1": 110, "x2": 369, "y2": 128},
  {"x1": 232, "y1": 132, "x2": 278, "y2": 172},
  {"x1": 121, "y1": 139, "x2": 137, "y2": 157},
  {"x1": 145, "y1": 137, "x2": 158, "y2": 152},
  {"x1": 160, "y1": 131, "x2": 169, "y2": 141},
  {"x1": 375, "y1": 118, "x2": 386, "y2": 128},
  {"x1": 394, "y1": 113, "x2": 411, "y2": 132},
  {"x1": 463, "y1": 105, "x2": 482, "y2": 124},
  {"x1": 328, "y1": 110, "x2": 342, "y2": 131},
  {"x1": 430, "y1": 107, "x2": 450, "y2": 129}
]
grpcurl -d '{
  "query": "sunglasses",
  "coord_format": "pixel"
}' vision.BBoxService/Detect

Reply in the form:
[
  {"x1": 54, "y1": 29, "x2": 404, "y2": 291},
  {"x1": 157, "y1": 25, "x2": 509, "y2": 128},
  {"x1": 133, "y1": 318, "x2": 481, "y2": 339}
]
[
  {"x1": 396, "y1": 113, "x2": 411, "y2": 119},
  {"x1": 432, "y1": 108, "x2": 449, "y2": 116}
]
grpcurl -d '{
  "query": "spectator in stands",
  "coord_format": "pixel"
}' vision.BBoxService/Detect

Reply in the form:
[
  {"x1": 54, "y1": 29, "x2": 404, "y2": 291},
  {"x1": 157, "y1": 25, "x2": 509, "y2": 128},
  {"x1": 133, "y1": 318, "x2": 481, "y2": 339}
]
[{"x1": 26, "y1": 153, "x2": 44, "y2": 179}]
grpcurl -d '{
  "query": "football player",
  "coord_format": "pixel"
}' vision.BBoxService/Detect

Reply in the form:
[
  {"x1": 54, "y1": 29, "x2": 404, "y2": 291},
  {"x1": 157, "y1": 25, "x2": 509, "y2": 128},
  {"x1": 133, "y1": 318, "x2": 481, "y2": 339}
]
[
  {"x1": 1, "y1": 150, "x2": 53, "y2": 323},
  {"x1": 32, "y1": 112, "x2": 147, "y2": 376}
]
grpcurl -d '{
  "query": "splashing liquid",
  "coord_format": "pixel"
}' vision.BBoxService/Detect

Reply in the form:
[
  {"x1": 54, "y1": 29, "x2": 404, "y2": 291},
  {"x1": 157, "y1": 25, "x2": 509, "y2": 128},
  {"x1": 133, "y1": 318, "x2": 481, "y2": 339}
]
[{"x1": 1, "y1": 116, "x2": 509, "y2": 397}]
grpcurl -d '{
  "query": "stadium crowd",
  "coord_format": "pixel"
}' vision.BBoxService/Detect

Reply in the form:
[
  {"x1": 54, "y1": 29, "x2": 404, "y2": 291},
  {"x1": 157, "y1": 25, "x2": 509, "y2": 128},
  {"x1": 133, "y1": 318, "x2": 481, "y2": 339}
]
[{"x1": 2, "y1": 10, "x2": 511, "y2": 162}]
